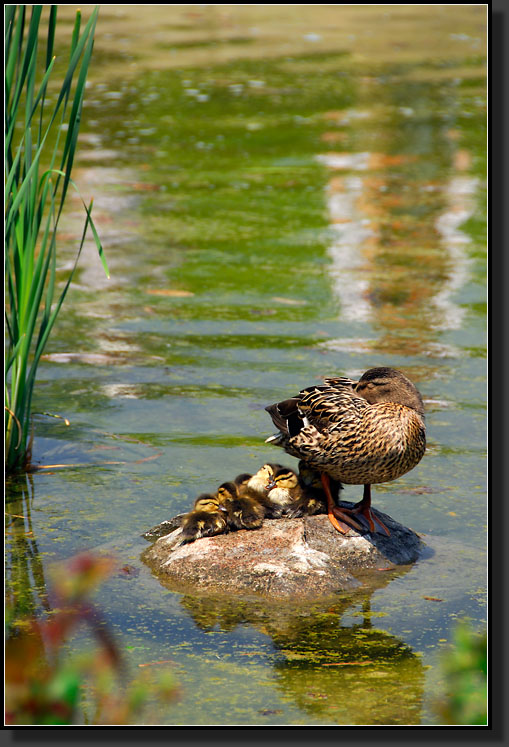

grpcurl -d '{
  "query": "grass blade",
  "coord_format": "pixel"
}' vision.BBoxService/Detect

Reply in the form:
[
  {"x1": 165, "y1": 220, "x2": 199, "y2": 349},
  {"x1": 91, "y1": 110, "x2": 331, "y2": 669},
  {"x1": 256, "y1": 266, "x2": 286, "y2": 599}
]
[{"x1": 5, "y1": 5, "x2": 106, "y2": 473}]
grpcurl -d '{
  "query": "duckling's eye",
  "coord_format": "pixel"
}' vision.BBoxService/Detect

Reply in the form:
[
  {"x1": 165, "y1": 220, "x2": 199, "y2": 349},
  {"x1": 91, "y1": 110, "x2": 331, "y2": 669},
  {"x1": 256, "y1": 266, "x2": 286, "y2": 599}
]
[{"x1": 276, "y1": 471, "x2": 296, "y2": 486}]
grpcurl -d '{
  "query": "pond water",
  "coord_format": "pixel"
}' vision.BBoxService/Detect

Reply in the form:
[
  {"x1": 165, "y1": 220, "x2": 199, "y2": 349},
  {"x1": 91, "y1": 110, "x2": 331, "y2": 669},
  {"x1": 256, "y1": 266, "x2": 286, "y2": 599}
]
[{"x1": 5, "y1": 6, "x2": 486, "y2": 726}]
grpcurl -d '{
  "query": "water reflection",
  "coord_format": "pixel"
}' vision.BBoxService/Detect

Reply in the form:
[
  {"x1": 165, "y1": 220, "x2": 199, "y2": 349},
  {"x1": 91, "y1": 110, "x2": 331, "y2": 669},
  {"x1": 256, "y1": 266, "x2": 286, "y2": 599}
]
[
  {"x1": 5, "y1": 475, "x2": 50, "y2": 617},
  {"x1": 179, "y1": 582, "x2": 424, "y2": 725},
  {"x1": 433, "y1": 173, "x2": 477, "y2": 331},
  {"x1": 319, "y1": 126, "x2": 477, "y2": 358}
]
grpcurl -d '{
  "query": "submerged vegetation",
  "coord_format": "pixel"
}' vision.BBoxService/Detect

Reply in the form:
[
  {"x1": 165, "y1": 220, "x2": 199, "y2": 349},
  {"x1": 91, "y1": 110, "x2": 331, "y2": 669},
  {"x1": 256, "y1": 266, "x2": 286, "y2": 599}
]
[{"x1": 4, "y1": 5, "x2": 107, "y2": 473}]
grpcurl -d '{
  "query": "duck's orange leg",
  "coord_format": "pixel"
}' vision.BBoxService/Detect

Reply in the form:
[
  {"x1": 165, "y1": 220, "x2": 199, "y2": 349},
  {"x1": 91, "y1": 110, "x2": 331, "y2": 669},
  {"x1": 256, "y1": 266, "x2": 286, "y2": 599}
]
[
  {"x1": 343, "y1": 485, "x2": 391, "y2": 536},
  {"x1": 321, "y1": 473, "x2": 364, "y2": 533}
]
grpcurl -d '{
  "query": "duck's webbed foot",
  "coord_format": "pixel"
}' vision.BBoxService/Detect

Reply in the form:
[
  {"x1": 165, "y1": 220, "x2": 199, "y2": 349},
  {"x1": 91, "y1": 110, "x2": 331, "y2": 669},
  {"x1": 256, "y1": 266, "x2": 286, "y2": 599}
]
[
  {"x1": 329, "y1": 505, "x2": 365, "y2": 533},
  {"x1": 321, "y1": 473, "x2": 364, "y2": 534},
  {"x1": 340, "y1": 485, "x2": 391, "y2": 536}
]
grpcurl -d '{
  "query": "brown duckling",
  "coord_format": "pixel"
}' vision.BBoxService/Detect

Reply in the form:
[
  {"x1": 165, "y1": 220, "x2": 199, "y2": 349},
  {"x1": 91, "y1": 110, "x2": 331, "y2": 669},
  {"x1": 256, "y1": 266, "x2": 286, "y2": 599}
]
[
  {"x1": 216, "y1": 481, "x2": 265, "y2": 531},
  {"x1": 284, "y1": 461, "x2": 343, "y2": 519},
  {"x1": 264, "y1": 465, "x2": 303, "y2": 515},
  {"x1": 265, "y1": 367, "x2": 426, "y2": 535},
  {"x1": 179, "y1": 494, "x2": 228, "y2": 543},
  {"x1": 235, "y1": 463, "x2": 287, "y2": 519},
  {"x1": 263, "y1": 463, "x2": 340, "y2": 519},
  {"x1": 243, "y1": 463, "x2": 285, "y2": 497}
]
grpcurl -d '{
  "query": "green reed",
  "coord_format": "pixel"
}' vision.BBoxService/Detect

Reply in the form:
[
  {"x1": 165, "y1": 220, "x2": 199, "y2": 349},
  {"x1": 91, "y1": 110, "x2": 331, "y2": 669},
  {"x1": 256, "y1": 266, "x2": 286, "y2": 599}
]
[{"x1": 5, "y1": 6, "x2": 108, "y2": 473}]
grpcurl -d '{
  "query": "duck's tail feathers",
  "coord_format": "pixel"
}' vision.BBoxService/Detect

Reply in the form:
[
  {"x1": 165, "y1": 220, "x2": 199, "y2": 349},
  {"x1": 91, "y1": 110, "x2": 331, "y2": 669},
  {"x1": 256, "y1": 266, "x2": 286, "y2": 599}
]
[
  {"x1": 265, "y1": 398, "x2": 306, "y2": 438},
  {"x1": 265, "y1": 432, "x2": 283, "y2": 445}
]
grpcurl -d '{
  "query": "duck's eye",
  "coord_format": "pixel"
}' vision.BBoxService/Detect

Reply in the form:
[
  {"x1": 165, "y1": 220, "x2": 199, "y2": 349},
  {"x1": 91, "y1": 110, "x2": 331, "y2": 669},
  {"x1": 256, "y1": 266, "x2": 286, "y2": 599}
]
[{"x1": 276, "y1": 472, "x2": 297, "y2": 487}]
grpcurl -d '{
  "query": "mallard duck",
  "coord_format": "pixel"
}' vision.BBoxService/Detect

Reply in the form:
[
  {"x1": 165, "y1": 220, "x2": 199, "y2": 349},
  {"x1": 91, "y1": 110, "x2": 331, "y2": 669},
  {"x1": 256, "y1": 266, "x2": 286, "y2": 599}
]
[
  {"x1": 179, "y1": 494, "x2": 229, "y2": 543},
  {"x1": 239, "y1": 463, "x2": 287, "y2": 518},
  {"x1": 265, "y1": 367, "x2": 426, "y2": 536},
  {"x1": 286, "y1": 461, "x2": 343, "y2": 518},
  {"x1": 216, "y1": 481, "x2": 265, "y2": 530},
  {"x1": 243, "y1": 464, "x2": 285, "y2": 496},
  {"x1": 263, "y1": 462, "x2": 342, "y2": 519},
  {"x1": 264, "y1": 465, "x2": 302, "y2": 513}
]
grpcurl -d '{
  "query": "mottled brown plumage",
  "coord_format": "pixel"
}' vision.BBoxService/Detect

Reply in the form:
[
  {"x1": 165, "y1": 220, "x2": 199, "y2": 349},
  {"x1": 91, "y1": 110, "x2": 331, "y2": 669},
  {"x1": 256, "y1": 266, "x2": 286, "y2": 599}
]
[{"x1": 265, "y1": 367, "x2": 426, "y2": 535}]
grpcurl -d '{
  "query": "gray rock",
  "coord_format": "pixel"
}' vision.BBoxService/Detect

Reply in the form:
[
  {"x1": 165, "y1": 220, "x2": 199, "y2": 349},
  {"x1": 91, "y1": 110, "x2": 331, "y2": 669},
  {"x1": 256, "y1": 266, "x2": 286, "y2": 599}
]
[
  {"x1": 141, "y1": 504, "x2": 424, "y2": 600},
  {"x1": 142, "y1": 514, "x2": 185, "y2": 541}
]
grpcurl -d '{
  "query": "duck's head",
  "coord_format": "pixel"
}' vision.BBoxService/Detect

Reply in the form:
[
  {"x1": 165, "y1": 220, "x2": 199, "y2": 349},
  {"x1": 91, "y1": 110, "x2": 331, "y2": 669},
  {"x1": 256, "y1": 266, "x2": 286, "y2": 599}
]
[
  {"x1": 355, "y1": 367, "x2": 424, "y2": 415},
  {"x1": 216, "y1": 481, "x2": 240, "y2": 505},
  {"x1": 194, "y1": 493, "x2": 228, "y2": 513},
  {"x1": 234, "y1": 473, "x2": 253, "y2": 489},
  {"x1": 266, "y1": 466, "x2": 299, "y2": 492},
  {"x1": 247, "y1": 463, "x2": 284, "y2": 493}
]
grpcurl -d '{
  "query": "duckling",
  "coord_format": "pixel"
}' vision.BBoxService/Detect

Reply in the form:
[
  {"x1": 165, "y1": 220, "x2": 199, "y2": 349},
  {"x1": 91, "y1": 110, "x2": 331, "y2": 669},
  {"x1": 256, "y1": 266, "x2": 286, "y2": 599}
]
[
  {"x1": 243, "y1": 463, "x2": 286, "y2": 498},
  {"x1": 179, "y1": 493, "x2": 228, "y2": 543},
  {"x1": 233, "y1": 473, "x2": 253, "y2": 492},
  {"x1": 216, "y1": 481, "x2": 265, "y2": 531},
  {"x1": 264, "y1": 465, "x2": 303, "y2": 515},
  {"x1": 284, "y1": 461, "x2": 343, "y2": 518},
  {"x1": 235, "y1": 463, "x2": 288, "y2": 519},
  {"x1": 265, "y1": 367, "x2": 426, "y2": 536}
]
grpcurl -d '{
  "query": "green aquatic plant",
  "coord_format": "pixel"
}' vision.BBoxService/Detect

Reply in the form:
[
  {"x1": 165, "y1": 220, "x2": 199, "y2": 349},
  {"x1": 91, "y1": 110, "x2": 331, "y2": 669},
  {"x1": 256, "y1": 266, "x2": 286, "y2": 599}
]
[
  {"x1": 5, "y1": 553, "x2": 178, "y2": 725},
  {"x1": 5, "y1": 5, "x2": 108, "y2": 473},
  {"x1": 436, "y1": 622, "x2": 487, "y2": 725}
]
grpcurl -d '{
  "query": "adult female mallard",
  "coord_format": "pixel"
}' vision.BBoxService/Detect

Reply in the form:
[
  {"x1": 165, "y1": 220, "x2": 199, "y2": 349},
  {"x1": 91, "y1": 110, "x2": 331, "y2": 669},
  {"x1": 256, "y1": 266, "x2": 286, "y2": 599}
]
[{"x1": 265, "y1": 367, "x2": 426, "y2": 536}]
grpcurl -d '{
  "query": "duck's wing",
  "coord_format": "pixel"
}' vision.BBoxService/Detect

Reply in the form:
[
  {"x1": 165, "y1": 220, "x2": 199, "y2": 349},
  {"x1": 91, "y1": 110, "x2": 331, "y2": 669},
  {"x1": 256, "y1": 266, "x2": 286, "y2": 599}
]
[
  {"x1": 322, "y1": 376, "x2": 357, "y2": 389},
  {"x1": 297, "y1": 381, "x2": 369, "y2": 433},
  {"x1": 266, "y1": 378, "x2": 368, "y2": 438}
]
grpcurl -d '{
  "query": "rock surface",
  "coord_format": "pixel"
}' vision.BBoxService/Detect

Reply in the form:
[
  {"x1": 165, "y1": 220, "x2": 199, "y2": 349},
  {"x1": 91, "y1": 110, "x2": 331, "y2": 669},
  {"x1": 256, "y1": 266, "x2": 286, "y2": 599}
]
[{"x1": 142, "y1": 504, "x2": 424, "y2": 600}]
